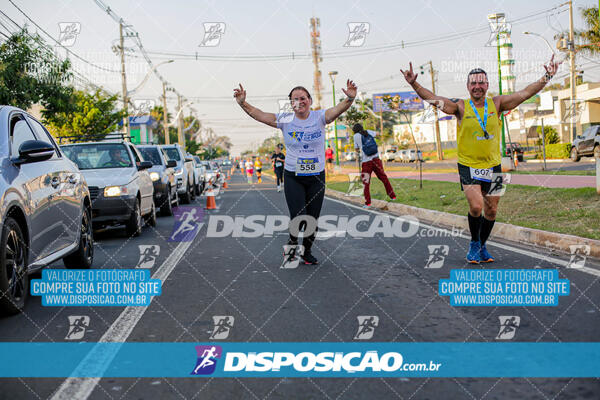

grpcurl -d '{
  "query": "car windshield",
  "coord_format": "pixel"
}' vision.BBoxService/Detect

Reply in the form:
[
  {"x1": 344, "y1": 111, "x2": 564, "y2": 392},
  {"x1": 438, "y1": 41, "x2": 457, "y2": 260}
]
[
  {"x1": 62, "y1": 143, "x2": 133, "y2": 169},
  {"x1": 163, "y1": 147, "x2": 181, "y2": 161},
  {"x1": 139, "y1": 147, "x2": 163, "y2": 165},
  {"x1": 209, "y1": 162, "x2": 219, "y2": 170},
  {"x1": 193, "y1": 156, "x2": 201, "y2": 163}
]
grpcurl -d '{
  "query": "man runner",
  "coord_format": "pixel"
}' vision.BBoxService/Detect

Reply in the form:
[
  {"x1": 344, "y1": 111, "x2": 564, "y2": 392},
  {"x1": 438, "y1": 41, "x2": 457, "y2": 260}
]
[{"x1": 401, "y1": 55, "x2": 560, "y2": 263}]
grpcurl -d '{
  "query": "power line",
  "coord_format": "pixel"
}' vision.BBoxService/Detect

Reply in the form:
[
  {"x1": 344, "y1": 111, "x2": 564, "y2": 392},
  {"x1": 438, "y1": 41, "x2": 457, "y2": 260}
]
[
  {"x1": 128, "y1": 4, "x2": 568, "y2": 62},
  {"x1": 7, "y1": 0, "x2": 121, "y2": 73}
]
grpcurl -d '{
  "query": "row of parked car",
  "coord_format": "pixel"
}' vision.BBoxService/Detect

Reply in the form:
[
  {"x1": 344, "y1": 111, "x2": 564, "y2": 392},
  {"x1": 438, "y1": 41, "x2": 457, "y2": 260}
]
[
  {"x1": 381, "y1": 148, "x2": 423, "y2": 163},
  {"x1": 0, "y1": 106, "x2": 224, "y2": 315}
]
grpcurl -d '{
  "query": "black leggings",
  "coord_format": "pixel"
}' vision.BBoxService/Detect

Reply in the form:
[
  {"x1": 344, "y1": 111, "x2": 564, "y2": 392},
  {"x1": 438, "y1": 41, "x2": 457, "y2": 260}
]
[
  {"x1": 274, "y1": 167, "x2": 284, "y2": 185},
  {"x1": 283, "y1": 169, "x2": 325, "y2": 252}
]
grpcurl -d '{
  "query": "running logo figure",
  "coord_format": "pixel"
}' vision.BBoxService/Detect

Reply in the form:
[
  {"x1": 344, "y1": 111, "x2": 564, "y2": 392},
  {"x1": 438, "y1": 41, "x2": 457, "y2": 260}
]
[
  {"x1": 354, "y1": 316, "x2": 379, "y2": 340},
  {"x1": 210, "y1": 316, "x2": 235, "y2": 339},
  {"x1": 191, "y1": 345, "x2": 222, "y2": 375},
  {"x1": 169, "y1": 207, "x2": 203, "y2": 242},
  {"x1": 425, "y1": 245, "x2": 449, "y2": 269},
  {"x1": 496, "y1": 316, "x2": 520, "y2": 340},
  {"x1": 65, "y1": 315, "x2": 90, "y2": 340},
  {"x1": 137, "y1": 245, "x2": 160, "y2": 268}
]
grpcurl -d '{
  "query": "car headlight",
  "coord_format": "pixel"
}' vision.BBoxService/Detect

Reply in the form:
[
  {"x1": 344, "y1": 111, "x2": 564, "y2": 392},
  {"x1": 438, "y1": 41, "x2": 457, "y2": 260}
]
[
  {"x1": 174, "y1": 168, "x2": 183, "y2": 176},
  {"x1": 104, "y1": 185, "x2": 128, "y2": 197},
  {"x1": 150, "y1": 172, "x2": 160, "y2": 181}
]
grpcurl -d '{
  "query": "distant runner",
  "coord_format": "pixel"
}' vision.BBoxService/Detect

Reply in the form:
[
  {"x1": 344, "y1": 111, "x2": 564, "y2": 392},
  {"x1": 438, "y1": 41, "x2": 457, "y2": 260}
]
[
  {"x1": 271, "y1": 143, "x2": 285, "y2": 192},
  {"x1": 234, "y1": 80, "x2": 357, "y2": 265},
  {"x1": 401, "y1": 55, "x2": 561, "y2": 263}
]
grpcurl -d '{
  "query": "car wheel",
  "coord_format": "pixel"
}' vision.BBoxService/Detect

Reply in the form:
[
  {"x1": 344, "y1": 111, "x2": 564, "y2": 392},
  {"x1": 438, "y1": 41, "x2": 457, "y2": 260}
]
[
  {"x1": 161, "y1": 187, "x2": 174, "y2": 216},
  {"x1": 0, "y1": 217, "x2": 29, "y2": 315},
  {"x1": 195, "y1": 182, "x2": 201, "y2": 196},
  {"x1": 594, "y1": 145, "x2": 600, "y2": 159},
  {"x1": 63, "y1": 208, "x2": 93, "y2": 269},
  {"x1": 125, "y1": 199, "x2": 142, "y2": 237},
  {"x1": 146, "y1": 202, "x2": 157, "y2": 227},
  {"x1": 180, "y1": 182, "x2": 191, "y2": 204},
  {"x1": 570, "y1": 147, "x2": 580, "y2": 162},
  {"x1": 189, "y1": 180, "x2": 196, "y2": 201}
]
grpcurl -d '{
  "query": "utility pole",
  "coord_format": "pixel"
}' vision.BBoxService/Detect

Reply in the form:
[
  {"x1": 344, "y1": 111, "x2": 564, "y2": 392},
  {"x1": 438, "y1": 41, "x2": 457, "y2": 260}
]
[
  {"x1": 568, "y1": 0, "x2": 577, "y2": 141},
  {"x1": 162, "y1": 81, "x2": 170, "y2": 145},
  {"x1": 177, "y1": 95, "x2": 184, "y2": 146},
  {"x1": 309, "y1": 17, "x2": 323, "y2": 109},
  {"x1": 429, "y1": 61, "x2": 443, "y2": 160},
  {"x1": 119, "y1": 22, "x2": 130, "y2": 140}
]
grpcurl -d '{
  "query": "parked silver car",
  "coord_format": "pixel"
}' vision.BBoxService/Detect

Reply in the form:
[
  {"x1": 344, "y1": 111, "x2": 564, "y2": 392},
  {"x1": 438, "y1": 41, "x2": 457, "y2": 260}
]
[
  {"x1": 61, "y1": 141, "x2": 155, "y2": 236},
  {"x1": 137, "y1": 144, "x2": 179, "y2": 216},
  {"x1": 160, "y1": 144, "x2": 195, "y2": 204},
  {"x1": 0, "y1": 106, "x2": 94, "y2": 315}
]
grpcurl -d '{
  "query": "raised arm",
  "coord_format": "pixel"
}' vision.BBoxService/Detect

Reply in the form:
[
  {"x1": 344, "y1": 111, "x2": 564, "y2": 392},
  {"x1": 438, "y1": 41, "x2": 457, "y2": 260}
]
[
  {"x1": 324, "y1": 79, "x2": 357, "y2": 124},
  {"x1": 495, "y1": 55, "x2": 562, "y2": 113},
  {"x1": 234, "y1": 84, "x2": 277, "y2": 128},
  {"x1": 401, "y1": 62, "x2": 460, "y2": 117}
]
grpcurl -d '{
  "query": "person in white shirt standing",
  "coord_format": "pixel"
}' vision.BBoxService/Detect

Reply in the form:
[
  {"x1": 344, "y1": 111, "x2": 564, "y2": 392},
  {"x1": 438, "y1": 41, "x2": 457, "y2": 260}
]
[
  {"x1": 234, "y1": 81, "x2": 357, "y2": 265},
  {"x1": 353, "y1": 123, "x2": 396, "y2": 208}
]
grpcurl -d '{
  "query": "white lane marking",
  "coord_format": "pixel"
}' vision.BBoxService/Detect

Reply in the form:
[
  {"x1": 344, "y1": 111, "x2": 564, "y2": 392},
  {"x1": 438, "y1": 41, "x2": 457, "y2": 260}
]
[
  {"x1": 51, "y1": 236, "x2": 196, "y2": 400},
  {"x1": 325, "y1": 196, "x2": 600, "y2": 277}
]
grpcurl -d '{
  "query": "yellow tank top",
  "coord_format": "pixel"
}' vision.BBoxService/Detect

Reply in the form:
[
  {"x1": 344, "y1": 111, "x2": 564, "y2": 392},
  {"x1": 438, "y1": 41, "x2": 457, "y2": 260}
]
[
  {"x1": 254, "y1": 160, "x2": 262, "y2": 168},
  {"x1": 457, "y1": 98, "x2": 502, "y2": 168}
]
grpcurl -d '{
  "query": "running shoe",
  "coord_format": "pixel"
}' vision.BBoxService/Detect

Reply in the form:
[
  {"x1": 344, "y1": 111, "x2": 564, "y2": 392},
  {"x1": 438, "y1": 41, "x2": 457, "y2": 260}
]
[
  {"x1": 466, "y1": 240, "x2": 481, "y2": 264},
  {"x1": 363, "y1": 203, "x2": 372, "y2": 209},
  {"x1": 277, "y1": 185, "x2": 281, "y2": 192},
  {"x1": 390, "y1": 196, "x2": 397, "y2": 201},
  {"x1": 479, "y1": 243, "x2": 494, "y2": 263},
  {"x1": 302, "y1": 252, "x2": 319, "y2": 265}
]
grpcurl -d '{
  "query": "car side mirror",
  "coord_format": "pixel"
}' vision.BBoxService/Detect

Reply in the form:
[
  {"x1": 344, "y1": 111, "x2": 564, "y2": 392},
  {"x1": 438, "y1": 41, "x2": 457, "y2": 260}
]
[
  {"x1": 576, "y1": 135, "x2": 582, "y2": 139},
  {"x1": 138, "y1": 161, "x2": 152, "y2": 170},
  {"x1": 166, "y1": 159, "x2": 177, "y2": 168},
  {"x1": 13, "y1": 140, "x2": 55, "y2": 165}
]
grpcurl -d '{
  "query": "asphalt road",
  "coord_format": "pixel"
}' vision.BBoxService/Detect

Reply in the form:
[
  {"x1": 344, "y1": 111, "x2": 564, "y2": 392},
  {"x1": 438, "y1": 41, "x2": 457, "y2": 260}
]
[{"x1": 0, "y1": 171, "x2": 599, "y2": 399}]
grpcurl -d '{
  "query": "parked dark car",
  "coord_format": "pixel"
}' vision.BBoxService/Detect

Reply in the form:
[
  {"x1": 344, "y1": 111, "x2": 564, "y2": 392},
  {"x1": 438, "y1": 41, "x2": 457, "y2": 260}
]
[
  {"x1": 137, "y1": 144, "x2": 179, "y2": 216},
  {"x1": 160, "y1": 144, "x2": 196, "y2": 203},
  {"x1": 571, "y1": 125, "x2": 600, "y2": 161},
  {"x1": 61, "y1": 141, "x2": 155, "y2": 236},
  {"x1": 0, "y1": 106, "x2": 94, "y2": 315},
  {"x1": 505, "y1": 143, "x2": 524, "y2": 162}
]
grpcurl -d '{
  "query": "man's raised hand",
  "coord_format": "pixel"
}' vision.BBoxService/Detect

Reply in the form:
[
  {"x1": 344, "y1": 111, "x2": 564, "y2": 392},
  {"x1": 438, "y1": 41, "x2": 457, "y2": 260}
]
[
  {"x1": 401, "y1": 62, "x2": 418, "y2": 85},
  {"x1": 341, "y1": 79, "x2": 358, "y2": 99},
  {"x1": 233, "y1": 83, "x2": 246, "y2": 105},
  {"x1": 544, "y1": 54, "x2": 562, "y2": 79}
]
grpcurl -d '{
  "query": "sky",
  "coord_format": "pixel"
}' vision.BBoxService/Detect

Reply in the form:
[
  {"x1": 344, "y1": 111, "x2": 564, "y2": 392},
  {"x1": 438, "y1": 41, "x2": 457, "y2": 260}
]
[{"x1": 1, "y1": 0, "x2": 597, "y2": 155}]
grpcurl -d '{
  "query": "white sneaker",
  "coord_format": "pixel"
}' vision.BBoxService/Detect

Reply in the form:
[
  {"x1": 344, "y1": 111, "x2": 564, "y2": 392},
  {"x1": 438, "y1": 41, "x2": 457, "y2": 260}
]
[{"x1": 277, "y1": 185, "x2": 281, "y2": 192}]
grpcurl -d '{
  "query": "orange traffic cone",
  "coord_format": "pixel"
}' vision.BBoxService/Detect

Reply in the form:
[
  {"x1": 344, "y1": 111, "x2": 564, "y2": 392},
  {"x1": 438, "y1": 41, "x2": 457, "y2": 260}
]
[
  {"x1": 205, "y1": 188, "x2": 217, "y2": 210},
  {"x1": 223, "y1": 181, "x2": 228, "y2": 188}
]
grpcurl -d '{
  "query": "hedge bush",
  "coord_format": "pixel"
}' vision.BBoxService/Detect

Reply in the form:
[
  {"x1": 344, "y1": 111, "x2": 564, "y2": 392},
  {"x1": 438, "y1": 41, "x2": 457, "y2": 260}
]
[{"x1": 535, "y1": 143, "x2": 572, "y2": 159}]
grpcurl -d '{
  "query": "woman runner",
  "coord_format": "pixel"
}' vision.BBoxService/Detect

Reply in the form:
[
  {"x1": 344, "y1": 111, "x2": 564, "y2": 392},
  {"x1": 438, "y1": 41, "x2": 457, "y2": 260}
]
[{"x1": 233, "y1": 81, "x2": 357, "y2": 264}]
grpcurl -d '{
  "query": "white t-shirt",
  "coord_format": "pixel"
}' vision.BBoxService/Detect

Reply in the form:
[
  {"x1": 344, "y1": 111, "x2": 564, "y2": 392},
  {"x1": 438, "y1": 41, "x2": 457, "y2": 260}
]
[
  {"x1": 276, "y1": 109, "x2": 327, "y2": 174},
  {"x1": 354, "y1": 130, "x2": 379, "y2": 162}
]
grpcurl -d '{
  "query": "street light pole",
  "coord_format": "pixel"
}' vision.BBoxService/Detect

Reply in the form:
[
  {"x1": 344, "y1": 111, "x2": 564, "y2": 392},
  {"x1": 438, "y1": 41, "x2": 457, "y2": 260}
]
[
  {"x1": 568, "y1": 0, "x2": 577, "y2": 141},
  {"x1": 162, "y1": 81, "x2": 170, "y2": 145},
  {"x1": 119, "y1": 22, "x2": 130, "y2": 140},
  {"x1": 329, "y1": 71, "x2": 339, "y2": 166}
]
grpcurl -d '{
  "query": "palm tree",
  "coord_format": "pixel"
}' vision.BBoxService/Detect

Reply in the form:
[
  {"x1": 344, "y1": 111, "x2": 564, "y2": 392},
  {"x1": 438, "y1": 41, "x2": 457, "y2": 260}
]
[{"x1": 575, "y1": 6, "x2": 600, "y2": 56}]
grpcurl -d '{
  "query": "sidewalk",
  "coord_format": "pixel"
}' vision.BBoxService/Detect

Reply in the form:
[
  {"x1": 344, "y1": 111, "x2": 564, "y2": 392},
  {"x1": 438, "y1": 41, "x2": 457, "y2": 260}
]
[{"x1": 338, "y1": 168, "x2": 595, "y2": 188}]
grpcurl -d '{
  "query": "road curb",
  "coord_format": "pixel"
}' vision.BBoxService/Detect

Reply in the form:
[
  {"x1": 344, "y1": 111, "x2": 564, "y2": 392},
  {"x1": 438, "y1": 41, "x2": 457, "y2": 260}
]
[{"x1": 325, "y1": 188, "x2": 600, "y2": 259}]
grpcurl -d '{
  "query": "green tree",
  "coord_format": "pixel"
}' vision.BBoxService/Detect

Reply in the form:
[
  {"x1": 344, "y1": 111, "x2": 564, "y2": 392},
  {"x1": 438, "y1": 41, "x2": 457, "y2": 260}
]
[
  {"x1": 0, "y1": 28, "x2": 73, "y2": 113},
  {"x1": 339, "y1": 97, "x2": 397, "y2": 145},
  {"x1": 536, "y1": 125, "x2": 559, "y2": 145},
  {"x1": 575, "y1": 6, "x2": 600, "y2": 56},
  {"x1": 45, "y1": 90, "x2": 124, "y2": 142}
]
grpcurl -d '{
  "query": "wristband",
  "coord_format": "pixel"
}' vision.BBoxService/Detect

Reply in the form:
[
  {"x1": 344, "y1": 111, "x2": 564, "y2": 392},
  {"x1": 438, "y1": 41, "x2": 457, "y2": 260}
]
[
  {"x1": 347, "y1": 97, "x2": 355, "y2": 102},
  {"x1": 543, "y1": 72, "x2": 553, "y2": 83}
]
